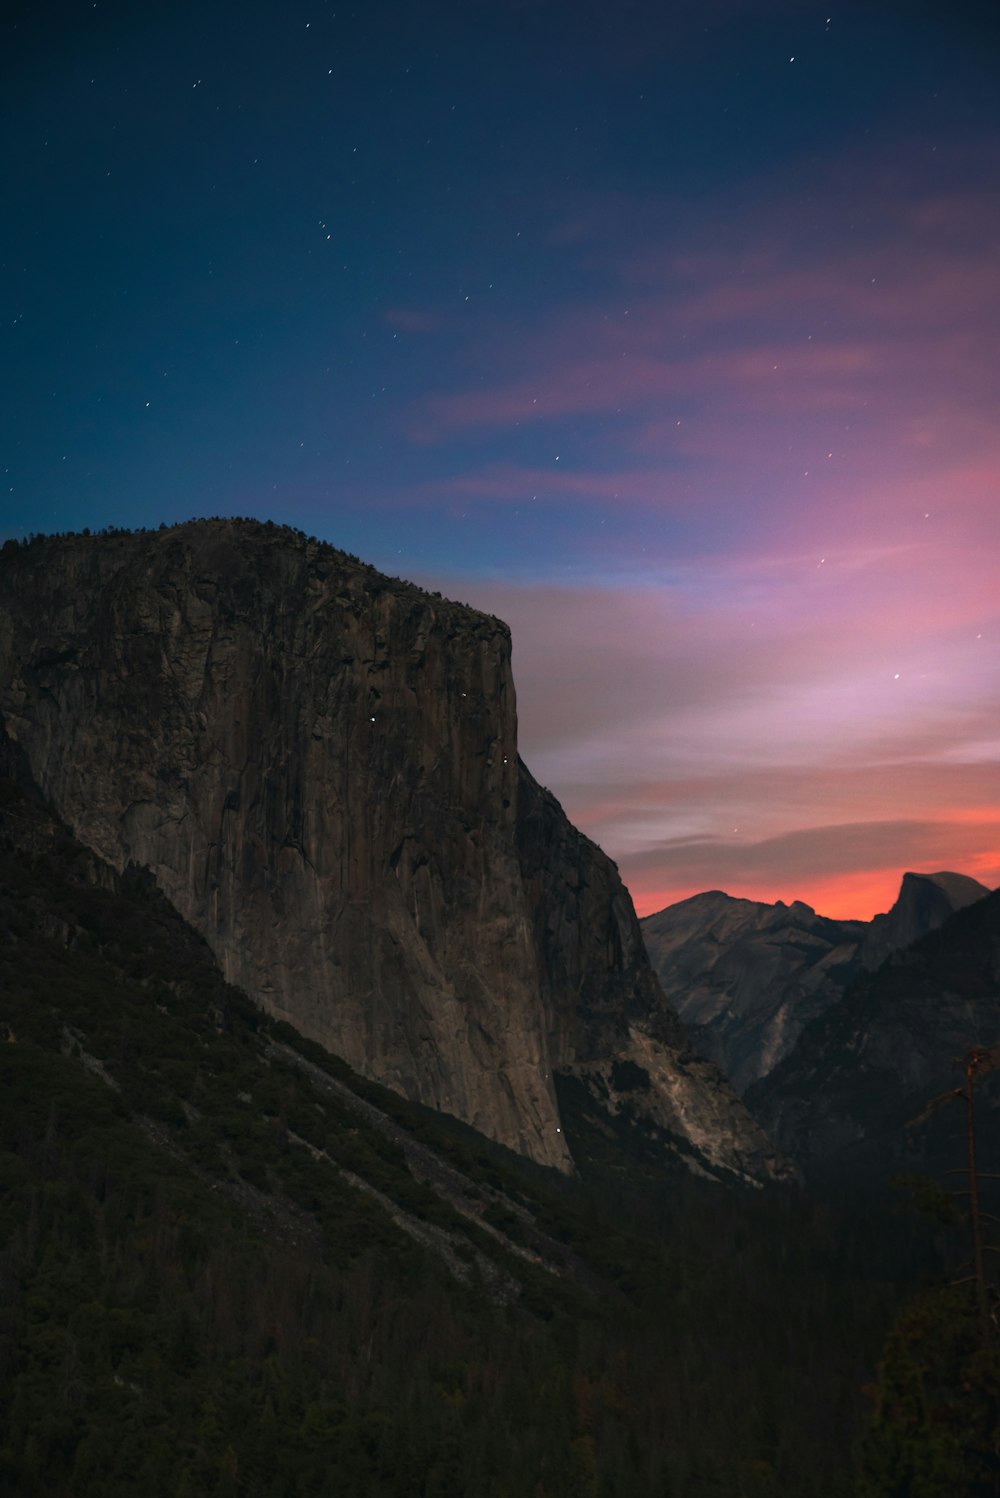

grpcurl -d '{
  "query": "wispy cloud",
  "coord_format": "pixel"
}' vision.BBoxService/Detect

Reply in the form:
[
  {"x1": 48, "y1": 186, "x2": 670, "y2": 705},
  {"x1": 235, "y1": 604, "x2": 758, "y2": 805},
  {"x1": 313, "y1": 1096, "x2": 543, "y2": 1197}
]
[
  {"x1": 415, "y1": 555, "x2": 1000, "y2": 918},
  {"x1": 402, "y1": 143, "x2": 1000, "y2": 919}
]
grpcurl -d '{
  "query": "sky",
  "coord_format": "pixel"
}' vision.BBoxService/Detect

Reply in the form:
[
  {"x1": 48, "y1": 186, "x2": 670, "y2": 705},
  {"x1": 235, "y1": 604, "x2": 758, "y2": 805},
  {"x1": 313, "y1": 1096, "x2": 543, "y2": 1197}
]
[{"x1": 3, "y1": 0, "x2": 999, "y2": 920}]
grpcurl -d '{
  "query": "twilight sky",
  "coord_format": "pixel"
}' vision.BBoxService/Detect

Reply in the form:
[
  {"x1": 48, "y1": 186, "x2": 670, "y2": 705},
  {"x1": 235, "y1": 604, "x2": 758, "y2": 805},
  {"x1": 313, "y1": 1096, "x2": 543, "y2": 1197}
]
[{"x1": 3, "y1": 0, "x2": 999, "y2": 919}]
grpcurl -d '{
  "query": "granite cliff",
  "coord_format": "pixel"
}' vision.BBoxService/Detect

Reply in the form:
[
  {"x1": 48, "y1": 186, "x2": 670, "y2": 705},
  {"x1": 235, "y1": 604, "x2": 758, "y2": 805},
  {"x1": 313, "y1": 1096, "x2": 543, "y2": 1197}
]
[
  {"x1": 0, "y1": 520, "x2": 785, "y2": 1182},
  {"x1": 856, "y1": 869, "x2": 991, "y2": 969}
]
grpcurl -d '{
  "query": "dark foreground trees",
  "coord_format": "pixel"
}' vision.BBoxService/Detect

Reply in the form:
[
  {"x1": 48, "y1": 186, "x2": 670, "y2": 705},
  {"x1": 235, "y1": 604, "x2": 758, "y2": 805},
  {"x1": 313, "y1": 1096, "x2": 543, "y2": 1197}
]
[
  {"x1": 862, "y1": 1046, "x2": 1000, "y2": 1497},
  {"x1": 861, "y1": 1283, "x2": 1000, "y2": 1497}
]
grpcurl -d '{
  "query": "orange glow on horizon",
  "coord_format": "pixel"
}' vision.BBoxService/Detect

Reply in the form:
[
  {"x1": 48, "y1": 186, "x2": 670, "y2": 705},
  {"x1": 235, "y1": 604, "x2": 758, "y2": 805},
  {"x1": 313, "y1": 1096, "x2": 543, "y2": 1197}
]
[{"x1": 629, "y1": 860, "x2": 999, "y2": 924}]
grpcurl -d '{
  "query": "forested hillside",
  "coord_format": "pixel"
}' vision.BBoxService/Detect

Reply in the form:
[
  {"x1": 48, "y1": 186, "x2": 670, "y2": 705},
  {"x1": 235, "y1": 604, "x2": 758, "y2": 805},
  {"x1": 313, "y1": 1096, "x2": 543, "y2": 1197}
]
[{"x1": 0, "y1": 728, "x2": 955, "y2": 1496}]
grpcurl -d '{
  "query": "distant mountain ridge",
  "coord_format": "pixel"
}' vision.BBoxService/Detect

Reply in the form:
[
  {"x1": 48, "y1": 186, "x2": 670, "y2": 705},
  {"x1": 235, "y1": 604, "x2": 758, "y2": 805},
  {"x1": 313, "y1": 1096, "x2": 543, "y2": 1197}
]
[{"x1": 641, "y1": 872, "x2": 991, "y2": 1094}]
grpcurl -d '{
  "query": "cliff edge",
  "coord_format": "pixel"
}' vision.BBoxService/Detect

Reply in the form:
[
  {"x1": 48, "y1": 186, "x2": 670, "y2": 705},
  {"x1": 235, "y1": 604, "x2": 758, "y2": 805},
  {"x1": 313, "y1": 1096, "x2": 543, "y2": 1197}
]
[{"x1": 0, "y1": 520, "x2": 785, "y2": 1181}]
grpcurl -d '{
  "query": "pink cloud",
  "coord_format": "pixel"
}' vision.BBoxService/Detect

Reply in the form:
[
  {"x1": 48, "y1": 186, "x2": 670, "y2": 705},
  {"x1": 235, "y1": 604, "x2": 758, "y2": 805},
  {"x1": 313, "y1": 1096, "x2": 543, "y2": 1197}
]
[
  {"x1": 401, "y1": 148, "x2": 1000, "y2": 924},
  {"x1": 414, "y1": 564, "x2": 1000, "y2": 922}
]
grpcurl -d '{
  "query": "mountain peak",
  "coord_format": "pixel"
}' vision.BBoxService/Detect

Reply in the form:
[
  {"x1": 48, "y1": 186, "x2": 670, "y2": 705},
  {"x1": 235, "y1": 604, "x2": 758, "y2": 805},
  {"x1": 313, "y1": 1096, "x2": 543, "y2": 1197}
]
[
  {"x1": 858, "y1": 869, "x2": 991, "y2": 968},
  {"x1": 899, "y1": 869, "x2": 991, "y2": 904}
]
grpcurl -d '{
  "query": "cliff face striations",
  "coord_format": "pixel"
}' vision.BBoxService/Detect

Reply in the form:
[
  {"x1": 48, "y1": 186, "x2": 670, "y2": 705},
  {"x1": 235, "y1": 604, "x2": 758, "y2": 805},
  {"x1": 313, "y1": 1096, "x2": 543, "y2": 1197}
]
[{"x1": 0, "y1": 521, "x2": 784, "y2": 1181}]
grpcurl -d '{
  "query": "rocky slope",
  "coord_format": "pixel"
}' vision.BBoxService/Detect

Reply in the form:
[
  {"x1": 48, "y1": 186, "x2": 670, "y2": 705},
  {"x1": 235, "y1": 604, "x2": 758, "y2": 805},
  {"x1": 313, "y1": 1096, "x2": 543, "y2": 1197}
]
[
  {"x1": 0, "y1": 717, "x2": 596, "y2": 1296},
  {"x1": 641, "y1": 874, "x2": 990, "y2": 1094},
  {"x1": 0, "y1": 713, "x2": 920, "y2": 1498},
  {"x1": 0, "y1": 520, "x2": 785, "y2": 1183},
  {"x1": 641, "y1": 892, "x2": 865, "y2": 1093},
  {"x1": 745, "y1": 888, "x2": 1000, "y2": 1175}
]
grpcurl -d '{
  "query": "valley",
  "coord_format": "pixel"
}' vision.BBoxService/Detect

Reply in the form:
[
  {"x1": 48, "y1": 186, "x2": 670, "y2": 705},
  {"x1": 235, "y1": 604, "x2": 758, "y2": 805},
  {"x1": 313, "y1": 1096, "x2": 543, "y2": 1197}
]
[{"x1": 0, "y1": 521, "x2": 996, "y2": 1496}]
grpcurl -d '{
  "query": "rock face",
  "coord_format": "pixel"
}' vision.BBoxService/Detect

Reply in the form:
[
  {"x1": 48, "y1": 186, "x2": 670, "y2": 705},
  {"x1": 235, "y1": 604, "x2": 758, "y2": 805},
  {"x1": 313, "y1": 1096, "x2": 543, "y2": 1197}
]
[
  {"x1": 516, "y1": 776, "x2": 788, "y2": 1182},
  {"x1": 856, "y1": 871, "x2": 991, "y2": 970},
  {"x1": 0, "y1": 520, "x2": 784, "y2": 1182},
  {"x1": 642, "y1": 874, "x2": 991, "y2": 1095},
  {"x1": 641, "y1": 892, "x2": 866, "y2": 1094}
]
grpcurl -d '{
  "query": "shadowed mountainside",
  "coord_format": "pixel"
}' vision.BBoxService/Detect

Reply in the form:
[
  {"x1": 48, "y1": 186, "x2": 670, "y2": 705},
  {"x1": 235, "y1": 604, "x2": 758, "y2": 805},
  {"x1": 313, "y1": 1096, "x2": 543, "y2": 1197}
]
[
  {"x1": 641, "y1": 873, "x2": 990, "y2": 1095},
  {"x1": 745, "y1": 888, "x2": 1000, "y2": 1175},
  {"x1": 0, "y1": 717, "x2": 933, "y2": 1496}
]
